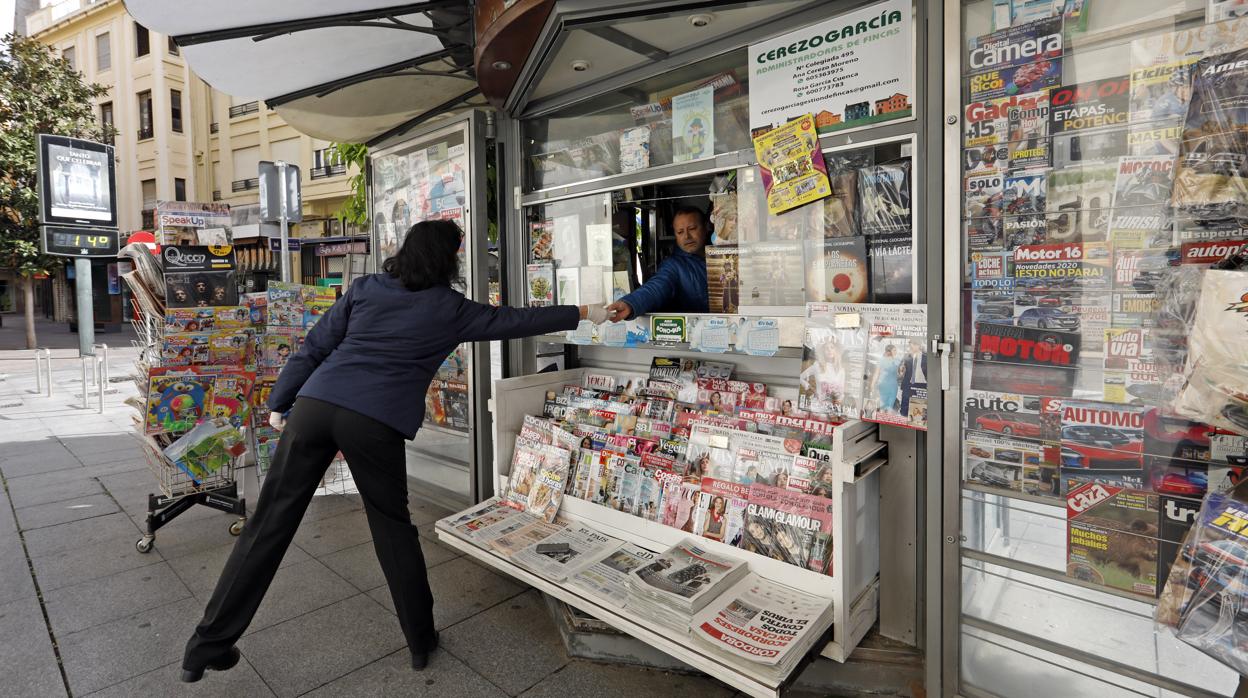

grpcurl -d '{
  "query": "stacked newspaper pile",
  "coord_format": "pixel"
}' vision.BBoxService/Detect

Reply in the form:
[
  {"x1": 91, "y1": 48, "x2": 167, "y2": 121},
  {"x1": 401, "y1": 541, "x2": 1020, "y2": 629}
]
[
  {"x1": 692, "y1": 572, "x2": 833, "y2": 674},
  {"x1": 435, "y1": 499, "x2": 565, "y2": 556},
  {"x1": 510, "y1": 524, "x2": 623, "y2": 583},
  {"x1": 626, "y1": 539, "x2": 749, "y2": 632}
]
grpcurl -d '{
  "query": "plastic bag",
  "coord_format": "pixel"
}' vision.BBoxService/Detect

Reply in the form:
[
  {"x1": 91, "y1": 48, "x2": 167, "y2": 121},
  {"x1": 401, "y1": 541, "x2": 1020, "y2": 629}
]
[
  {"x1": 1157, "y1": 487, "x2": 1248, "y2": 674},
  {"x1": 1173, "y1": 270, "x2": 1248, "y2": 435}
]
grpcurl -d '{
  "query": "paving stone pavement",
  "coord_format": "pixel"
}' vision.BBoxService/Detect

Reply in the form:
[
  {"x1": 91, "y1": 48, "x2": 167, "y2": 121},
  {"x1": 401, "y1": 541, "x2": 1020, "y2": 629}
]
[{"x1": 0, "y1": 344, "x2": 749, "y2": 697}]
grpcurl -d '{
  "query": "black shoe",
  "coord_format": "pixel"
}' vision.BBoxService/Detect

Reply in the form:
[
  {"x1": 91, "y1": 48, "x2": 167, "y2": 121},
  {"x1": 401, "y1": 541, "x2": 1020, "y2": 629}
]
[
  {"x1": 180, "y1": 647, "x2": 241, "y2": 683},
  {"x1": 410, "y1": 632, "x2": 439, "y2": 671}
]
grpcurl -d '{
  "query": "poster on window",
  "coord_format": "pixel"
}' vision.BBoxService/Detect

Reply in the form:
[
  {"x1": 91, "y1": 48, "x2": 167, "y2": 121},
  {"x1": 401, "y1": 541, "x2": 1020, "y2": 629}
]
[{"x1": 748, "y1": 0, "x2": 913, "y2": 137}]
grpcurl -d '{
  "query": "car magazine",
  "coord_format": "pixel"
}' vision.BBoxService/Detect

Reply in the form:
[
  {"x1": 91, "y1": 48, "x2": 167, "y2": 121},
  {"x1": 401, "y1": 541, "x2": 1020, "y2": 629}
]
[
  {"x1": 1045, "y1": 163, "x2": 1117, "y2": 243},
  {"x1": 971, "y1": 322, "x2": 1082, "y2": 397},
  {"x1": 1173, "y1": 47, "x2": 1248, "y2": 221},
  {"x1": 1110, "y1": 155, "x2": 1176, "y2": 249}
]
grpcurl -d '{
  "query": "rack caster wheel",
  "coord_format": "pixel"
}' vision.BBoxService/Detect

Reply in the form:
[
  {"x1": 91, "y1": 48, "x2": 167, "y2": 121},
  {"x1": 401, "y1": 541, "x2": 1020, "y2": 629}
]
[
  {"x1": 229, "y1": 519, "x2": 245, "y2": 536},
  {"x1": 136, "y1": 536, "x2": 154, "y2": 553}
]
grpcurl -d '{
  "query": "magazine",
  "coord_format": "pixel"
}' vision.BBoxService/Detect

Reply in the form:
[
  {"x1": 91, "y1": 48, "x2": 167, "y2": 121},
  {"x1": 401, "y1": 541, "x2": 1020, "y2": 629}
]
[
  {"x1": 1007, "y1": 89, "x2": 1051, "y2": 170},
  {"x1": 691, "y1": 572, "x2": 832, "y2": 669},
  {"x1": 966, "y1": 18, "x2": 1063, "y2": 101},
  {"x1": 569, "y1": 543, "x2": 660, "y2": 606},
  {"x1": 526, "y1": 262, "x2": 555, "y2": 306},
  {"x1": 691, "y1": 476, "x2": 749, "y2": 546},
  {"x1": 1109, "y1": 155, "x2": 1176, "y2": 249},
  {"x1": 145, "y1": 369, "x2": 214, "y2": 435},
  {"x1": 1173, "y1": 47, "x2": 1248, "y2": 220},
  {"x1": 868, "y1": 230, "x2": 914, "y2": 304},
  {"x1": 803, "y1": 238, "x2": 869, "y2": 304},
  {"x1": 822, "y1": 166, "x2": 858, "y2": 238},
  {"x1": 164, "y1": 306, "x2": 251, "y2": 333},
  {"x1": 1049, "y1": 77, "x2": 1131, "y2": 135},
  {"x1": 799, "y1": 303, "x2": 867, "y2": 420},
  {"x1": 619, "y1": 126, "x2": 651, "y2": 173},
  {"x1": 965, "y1": 172, "x2": 1005, "y2": 222},
  {"x1": 628, "y1": 538, "x2": 749, "y2": 611},
  {"x1": 527, "y1": 452, "x2": 572, "y2": 523},
  {"x1": 706, "y1": 246, "x2": 741, "y2": 314},
  {"x1": 857, "y1": 162, "x2": 911, "y2": 235},
  {"x1": 1045, "y1": 163, "x2": 1116, "y2": 243},
  {"x1": 739, "y1": 482, "x2": 834, "y2": 572},
  {"x1": 861, "y1": 305, "x2": 928, "y2": 430},
  {"x1": 971, "y1": 322, "x2": 1081, "y2": 397},
  {"x1": 511, "y1": 524, "x2": 623, "y2": 582},
  {"x1": 737, "y1": 241, "x2": 805, "y2": 310}
]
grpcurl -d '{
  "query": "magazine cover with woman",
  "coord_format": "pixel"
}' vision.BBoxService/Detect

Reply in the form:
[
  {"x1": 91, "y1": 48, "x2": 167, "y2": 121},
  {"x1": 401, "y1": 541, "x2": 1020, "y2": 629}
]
[
  {"x1": 798, "y1": 303, "x2": 867, "y2": 420},
  {"x1": 860, "y1": 304, "x2": 929, "y2": 431}
]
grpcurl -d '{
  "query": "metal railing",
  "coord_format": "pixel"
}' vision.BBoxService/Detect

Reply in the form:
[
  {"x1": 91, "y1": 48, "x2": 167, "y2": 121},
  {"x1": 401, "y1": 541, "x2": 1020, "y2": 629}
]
[
  {"x1": 310, "y1": 163, "x2": 347, "y2": 179},
  {"x1": 79, "y1": 343, "x2": 109, "y2": 413},
  {"x1": 137, "y1": 126, "x2": 154, "y2": 140},
  {"x1": 212, "y1": 190, "x2": 222, "y2": 201},
  {"x1": 228, "y1": 101, "x2": 259, "y2": 118},
  {"x1": 231, "y1": 178, "x2": 258, "y2": 192},
  {"x1": 209, "y1": 122, "x2": 218, "y2": 133}
]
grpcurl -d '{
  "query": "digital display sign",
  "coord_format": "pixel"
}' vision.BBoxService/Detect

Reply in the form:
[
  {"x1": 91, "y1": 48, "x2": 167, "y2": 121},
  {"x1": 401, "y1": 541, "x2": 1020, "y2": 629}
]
[{"x1": 41, "y1": 226, "x2": 119, "y2": 258}]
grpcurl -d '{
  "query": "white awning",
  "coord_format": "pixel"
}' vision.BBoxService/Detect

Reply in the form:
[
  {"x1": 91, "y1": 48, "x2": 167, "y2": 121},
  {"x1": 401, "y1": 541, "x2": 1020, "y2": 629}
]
[{"x1": 123, "y1": 1, "x2": 481, "y2": 144}]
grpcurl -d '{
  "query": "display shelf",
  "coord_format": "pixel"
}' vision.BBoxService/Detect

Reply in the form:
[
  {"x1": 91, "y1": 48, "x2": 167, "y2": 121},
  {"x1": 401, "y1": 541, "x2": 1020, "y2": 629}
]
[
  {"x1": 436, "y1": 523, "x2": 831, "y2": 698},
  {"x1": 483, "y1": 367, "x2": 885, "y2": 664},
  {"x1": 534, "y1": 334, "x2": 805, "y2": 359}
]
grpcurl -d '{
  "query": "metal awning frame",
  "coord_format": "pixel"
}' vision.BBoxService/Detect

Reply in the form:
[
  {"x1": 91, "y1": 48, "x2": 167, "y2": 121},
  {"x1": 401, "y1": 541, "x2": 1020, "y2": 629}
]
[{"x1": 171, "y1": 1, "x2": 467, "y2": 46}]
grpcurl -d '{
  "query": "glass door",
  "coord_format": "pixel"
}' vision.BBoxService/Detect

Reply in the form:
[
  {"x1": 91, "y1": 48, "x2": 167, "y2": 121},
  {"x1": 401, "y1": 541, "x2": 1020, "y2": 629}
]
[
  {"x1": 948, "y1": 1, "x2": 1246, "y2": 695},
  {"x1": 369, "y1": 114, "x2": 492, "y2": 509}
]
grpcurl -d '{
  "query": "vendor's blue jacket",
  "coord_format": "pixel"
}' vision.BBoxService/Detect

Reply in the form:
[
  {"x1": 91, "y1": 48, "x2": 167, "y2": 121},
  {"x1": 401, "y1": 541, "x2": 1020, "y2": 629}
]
[
  {"x1": 267, "y1": 273, "x2": 579, "y2": 438},
  {"x1": 619, "y1": 247, "x2": 709, "y2": 317}
]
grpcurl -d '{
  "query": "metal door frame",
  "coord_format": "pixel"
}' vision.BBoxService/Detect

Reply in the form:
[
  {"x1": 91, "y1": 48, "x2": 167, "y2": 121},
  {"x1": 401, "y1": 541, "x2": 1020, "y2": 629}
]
[{"x1": 368, "y1": 110, "x2": 495, "y2": 504}]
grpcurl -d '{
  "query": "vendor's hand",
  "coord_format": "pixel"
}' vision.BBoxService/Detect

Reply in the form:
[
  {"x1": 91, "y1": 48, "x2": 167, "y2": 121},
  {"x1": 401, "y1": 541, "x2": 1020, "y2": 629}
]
[
  {"x1": 268, "y1": 411, "x2": 286, "y2": 431},
  {"x1": 604, "y1": 301, "x2": 633, "y2": 322}
]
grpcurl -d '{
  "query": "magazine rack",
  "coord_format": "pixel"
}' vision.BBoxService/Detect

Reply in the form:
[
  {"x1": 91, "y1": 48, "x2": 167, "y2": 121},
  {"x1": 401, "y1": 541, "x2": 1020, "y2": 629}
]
[{"x1": 436, "y1": 368, "x2": 885, "y2": 697}]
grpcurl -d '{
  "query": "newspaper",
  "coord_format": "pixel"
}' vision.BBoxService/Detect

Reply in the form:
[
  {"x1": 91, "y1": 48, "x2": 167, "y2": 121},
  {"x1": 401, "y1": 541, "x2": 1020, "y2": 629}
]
[
  {"x1": 691, "y1": 572, "x2": 832, "y2": 668},
  {"x1": 628, "y1": 538, "x2": 749, "y2": 612},
  {"x1": 480, "y1": 514, "x2": 565, "y2": 557},
  {"x1": 569, "y1": 543, "x2": 660, "y2": 606},
  {"x1": 511, "y1": 524, "x2": 623, "y2": 583},
  {"x1": 435, "y1": 498, "x2": 523, "y2": 545}
]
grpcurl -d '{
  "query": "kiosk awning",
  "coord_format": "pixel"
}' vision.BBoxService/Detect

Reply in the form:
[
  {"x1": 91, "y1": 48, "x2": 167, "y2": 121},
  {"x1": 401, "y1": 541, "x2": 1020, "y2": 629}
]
[{"x1": 123, "y1": 0, "x2": 484, "y2": 144}]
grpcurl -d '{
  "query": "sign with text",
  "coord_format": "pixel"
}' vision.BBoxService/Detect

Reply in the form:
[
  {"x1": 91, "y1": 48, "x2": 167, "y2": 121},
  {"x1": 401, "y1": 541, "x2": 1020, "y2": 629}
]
[
  {"x1": 748, "y1": 0, "x2": 913, "y2": 136},
  {"x1": 36, "y1": 134, "x2": 117, "y2": 229},
  {"x1": 40, "y1": 225, "x2": 119, "y2": 258}
]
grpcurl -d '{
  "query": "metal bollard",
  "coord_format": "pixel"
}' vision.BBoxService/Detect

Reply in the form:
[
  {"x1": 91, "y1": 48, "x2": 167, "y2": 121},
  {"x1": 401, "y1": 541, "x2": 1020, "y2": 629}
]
[
  {"x1": 92, "y1": 343, "x2": 110, "y2": 386},
  {"x1": 80, "y1": 355, "x2": 90, "y2": 409},
  {"x1": 34, "y1": 350, "x2": 44, "y2": 394},
  {"x1": 43, "y1": 348, "x2": 52, "y2": 397},
  {"x1": 96, "y1": 355, "x2": 105, "y2": 414}
]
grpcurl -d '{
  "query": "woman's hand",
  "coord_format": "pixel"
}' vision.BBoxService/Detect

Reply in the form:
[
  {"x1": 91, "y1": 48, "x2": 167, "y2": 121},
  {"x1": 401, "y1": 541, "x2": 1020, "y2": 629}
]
[
  {"x1": 578, "y1": 305, "x2": 611, "y2": 324},
  {"x1": 269, "y1": 411, "x2": 286, "y2": 430}
]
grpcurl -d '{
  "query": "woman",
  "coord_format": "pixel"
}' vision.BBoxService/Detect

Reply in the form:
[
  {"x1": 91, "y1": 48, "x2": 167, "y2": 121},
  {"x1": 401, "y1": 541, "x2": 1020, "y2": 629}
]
[
  {"x1": 873, "y1": 344, "x2": 901, "y2": 415},
  {"x1": 702, "y1": 496, "x2": 727, "y2": 541},
  {"x1": 181, "y1": 220, "x2": 606, "y2": 682}
]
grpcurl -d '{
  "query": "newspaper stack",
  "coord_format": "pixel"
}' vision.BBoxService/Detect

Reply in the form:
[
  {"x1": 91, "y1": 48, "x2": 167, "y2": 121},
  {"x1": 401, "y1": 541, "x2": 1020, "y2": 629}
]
[
  {"x1": 627, "y1": 539, "x2": 749, "y2": 617},
  {"x1": 692, "y1": 572, "x2": 833, "y2": 674},
  {"x1": 511, "y1": 524, "x2": 623, "y2": 583}
]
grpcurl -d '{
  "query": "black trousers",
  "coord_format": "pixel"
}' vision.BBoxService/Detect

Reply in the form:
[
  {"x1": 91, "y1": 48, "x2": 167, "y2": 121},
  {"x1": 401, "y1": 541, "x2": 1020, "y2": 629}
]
[{"x1": 183, "y1": 397, "x2": 436, "y2": 668}]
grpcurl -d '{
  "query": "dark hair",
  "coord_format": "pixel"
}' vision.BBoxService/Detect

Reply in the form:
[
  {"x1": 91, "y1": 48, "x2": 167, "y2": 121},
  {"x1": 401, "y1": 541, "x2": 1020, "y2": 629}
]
[
  {"x1": 672, "y1": 204, "x2": 709, "y2": 229},
  {"x1": 382, "y1": 220, "x2": 462, "y2": 291}
]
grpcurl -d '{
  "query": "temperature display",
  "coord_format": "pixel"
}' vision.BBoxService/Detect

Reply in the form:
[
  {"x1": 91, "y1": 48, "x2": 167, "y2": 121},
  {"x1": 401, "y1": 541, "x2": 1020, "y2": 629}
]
[{"x1": 41, "y1": 226, "x2": 119, "y2": 257}]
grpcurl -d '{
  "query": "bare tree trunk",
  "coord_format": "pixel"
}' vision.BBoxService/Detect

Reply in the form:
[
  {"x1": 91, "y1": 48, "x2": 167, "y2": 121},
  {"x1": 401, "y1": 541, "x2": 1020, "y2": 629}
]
[{"x1": 22, "y1": 274, "x2": 37, "y2": 349}]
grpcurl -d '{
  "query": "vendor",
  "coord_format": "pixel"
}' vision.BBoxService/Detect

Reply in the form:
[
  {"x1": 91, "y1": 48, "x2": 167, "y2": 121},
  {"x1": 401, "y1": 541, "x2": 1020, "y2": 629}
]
[{"x1": 605, "y1": 205, "x2": 710, "y2": 320}]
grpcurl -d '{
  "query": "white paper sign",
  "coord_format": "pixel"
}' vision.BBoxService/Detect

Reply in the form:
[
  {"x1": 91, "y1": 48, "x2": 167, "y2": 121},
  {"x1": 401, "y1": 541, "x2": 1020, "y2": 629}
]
[
  {"x1": 739, "y1": 318, "x2": 781, "y2": 356},
  {"x1": 579, "y1": 266, "x2": 606, "y2": 306},
  {"x1": 690, "y1": 316, "x2": 733, "y2": 353},
  {"x1": 748, "y1": 0, "x2": 913, "y2": 136},
  {"x1": 586, "y1": 224, "x2": 613, "y2": 267},
  {"x1": 552, "y1": 214, "x2": 581, "y2": 267}
]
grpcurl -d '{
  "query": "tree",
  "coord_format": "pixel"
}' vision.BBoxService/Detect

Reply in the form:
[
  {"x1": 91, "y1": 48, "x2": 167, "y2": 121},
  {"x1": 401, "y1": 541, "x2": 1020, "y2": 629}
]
[
  {"x1": 326, "y1": 142, "x2": 368, "y2": 228},
  {"x1": 0, "y1": 33, "x2": 111, "y2": 348}
]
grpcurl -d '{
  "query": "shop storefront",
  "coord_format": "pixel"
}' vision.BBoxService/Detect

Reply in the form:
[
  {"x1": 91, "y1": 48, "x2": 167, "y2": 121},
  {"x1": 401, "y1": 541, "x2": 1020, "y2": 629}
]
[{"x1": 123, "y1": 0, "x2": 1248, "y2": 694}]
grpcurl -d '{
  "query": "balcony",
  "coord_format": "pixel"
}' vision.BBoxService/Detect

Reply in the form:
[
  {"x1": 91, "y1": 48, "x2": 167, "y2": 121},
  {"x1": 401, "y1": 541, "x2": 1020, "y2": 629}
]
[
  {"x1": 212, "y1": 190, "x2": 221, "y2": 201},
  {"x1": 228, "y1": 102, "x2": 259, "y2": 118},
  {"x1": 231, "y1": 178, "x2": 258, "y2": 192},
  {"x1": 310, "y1": 163, "x2": 347, "y2": 180},
  {"x1": 209, "y1": 122, "x2": 218, "y2": 134},
  {"x1": 137, "y1": 127, "x2": 153, "y2": 141}
]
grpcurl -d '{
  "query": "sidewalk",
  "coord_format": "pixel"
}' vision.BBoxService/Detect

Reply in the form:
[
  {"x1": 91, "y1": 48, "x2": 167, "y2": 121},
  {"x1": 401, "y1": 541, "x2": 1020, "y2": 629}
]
[
  {"x1": 0, "y1": 347, "x2": 744, "y2": 697},
  {"x1": 0, "y1": 314, "x2": 138, "y2": 352}
]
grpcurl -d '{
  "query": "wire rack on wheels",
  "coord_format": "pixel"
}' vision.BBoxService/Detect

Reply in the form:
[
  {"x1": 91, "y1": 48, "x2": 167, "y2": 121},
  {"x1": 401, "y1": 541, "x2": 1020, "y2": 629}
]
[
  {"x1": 135, "y1": 435, "x2": 247, "y2": 553},
  {"x1": 253, "y1": 430, "x2": 357, "y2": 498}
]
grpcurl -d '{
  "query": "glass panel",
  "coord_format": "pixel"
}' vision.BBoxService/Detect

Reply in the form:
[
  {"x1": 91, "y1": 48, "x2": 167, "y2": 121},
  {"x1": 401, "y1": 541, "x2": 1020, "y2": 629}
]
[
  {"x1": 370, "y1": 124, "x2": 474, "y2": 504},
  {"x1": 523, "y1": 140, "x2": 912, "y2": 318},
  {"x1": 522, "y1": 49, "x2": 750, "y2": 191},
  {"x1": 956, "y1": 0, "x2": 1244, "y2": 693}
]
